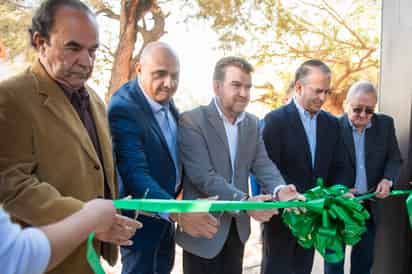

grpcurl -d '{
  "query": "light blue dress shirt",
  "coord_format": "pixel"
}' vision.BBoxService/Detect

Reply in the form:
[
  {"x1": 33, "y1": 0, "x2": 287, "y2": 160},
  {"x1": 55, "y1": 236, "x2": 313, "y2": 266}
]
[
  {"x1": 140, "y1": 82, "x2": 180, "y2": 189},
  {"x1": 349, "y1": 120, "x2": 372, "y2": 194},
  {"x1": 140, "y1": 82, "x2": 180, "y2": 221},
  {"x1": 294, "y1": 98, "x2": 319, "y2": 168},
  {"x1": 0, "y1": 209, "x2": 51, "y2": 274}
]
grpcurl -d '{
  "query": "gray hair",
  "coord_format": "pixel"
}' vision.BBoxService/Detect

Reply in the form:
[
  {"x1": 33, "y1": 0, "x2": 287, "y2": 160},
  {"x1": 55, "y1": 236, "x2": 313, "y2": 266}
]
[
  {"x1": 345, "y1": 80, "x2": 378, "y2": 103},
  {"x1": 294, "y1": 59, "x2": 331, "y2": 85}
]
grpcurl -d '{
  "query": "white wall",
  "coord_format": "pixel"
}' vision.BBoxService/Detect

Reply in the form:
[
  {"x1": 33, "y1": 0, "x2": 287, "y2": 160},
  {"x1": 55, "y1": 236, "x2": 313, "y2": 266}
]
[{"x1": 374, "y1": 1, "x2": 412, "y2": 273}]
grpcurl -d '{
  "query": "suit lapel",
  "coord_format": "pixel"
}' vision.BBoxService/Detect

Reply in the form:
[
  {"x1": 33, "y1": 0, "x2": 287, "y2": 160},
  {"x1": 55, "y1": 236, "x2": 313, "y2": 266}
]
[
  {"x1": 314, "y1": 112, "x2": 326, "y2": 170},
  {"x1": 341, "y1": 115, "x2": 356, "y2": 166},
  {"x1": 287, "y1": 102, "x2": 313, "y2": 170},
  {"x1": 234, "y1": 116, "x2": 252, "y2": 181},
  {"x1": 32, "y1": 61, "x2": 100, "y2": 166},
  {"x1": 131, "y1": 81, "x2": 175, "y2": 166},
  {"x1": 88, "y1": 90, "x2": 116, "y2": 198},
  {"x1": 206, "y1": 101, "x2": 231, "y2": 157},
  {"x1": 365, "y1": 115, "x2": 378, "y2": 157}
]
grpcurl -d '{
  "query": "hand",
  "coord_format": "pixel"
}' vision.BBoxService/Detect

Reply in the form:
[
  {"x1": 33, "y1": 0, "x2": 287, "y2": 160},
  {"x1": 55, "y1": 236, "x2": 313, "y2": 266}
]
[
  {"x1": 82, "y1": 199, "x2": 117, "y2": 232},
  {"x1": 95, "y1": 214, "x2": 142, "y2": 246},
  {"x1": 347, "y1": 188, "x2": 364, "y2": 202},
  {"x1": 246, "y1": 194, "x2": 279, "y2": 222},
  {"x1": 172, "y1": 212, "x2": 218, "y2": 239},
  {"x1": 276, "y1": 184, "x2": 304, "y2": 201},
  {"x1": 277, "y1": 185, "x2": 306, "y2": 214},
  {"x1": 136, "y1": 210, "x2": 158, "y2": 218},
  {"x1": 343, "y1": 192, "x2": 355, "y2": 198},
  {"x1": 375, "y1": 179, "x2": 392, "y2": 199}
]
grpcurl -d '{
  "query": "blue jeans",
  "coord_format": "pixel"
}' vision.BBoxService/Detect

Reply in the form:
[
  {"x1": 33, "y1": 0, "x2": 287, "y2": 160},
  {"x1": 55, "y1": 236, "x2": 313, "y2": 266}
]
[
  {"x1": 121, "y1": 224, "x2": 175, "y2": 274},
  {"x1": 324, "y1": 221, "x2": 376, "y2": 274}
]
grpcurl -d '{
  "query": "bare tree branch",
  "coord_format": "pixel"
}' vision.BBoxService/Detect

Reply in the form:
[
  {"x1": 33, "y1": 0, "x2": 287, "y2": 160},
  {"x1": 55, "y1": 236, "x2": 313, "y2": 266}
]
[
  {"x1": 96, "y1": 8, "x2": 120, "y2": 20},
  {"x1": 99, "y1": 43, "x2": 115, "y2": 58},
  {"x1": 3, "y1": 0, "x2": 31, "y2": 10},
  {"x1": 299, "y1": 0, "x2": 368, "y2": 49}
]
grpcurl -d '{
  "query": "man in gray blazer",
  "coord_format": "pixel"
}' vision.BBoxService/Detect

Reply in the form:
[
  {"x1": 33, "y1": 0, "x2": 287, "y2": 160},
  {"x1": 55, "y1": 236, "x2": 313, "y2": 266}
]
[{"x1": 176, "y1": 56, "x2": 301, "y2": 274}]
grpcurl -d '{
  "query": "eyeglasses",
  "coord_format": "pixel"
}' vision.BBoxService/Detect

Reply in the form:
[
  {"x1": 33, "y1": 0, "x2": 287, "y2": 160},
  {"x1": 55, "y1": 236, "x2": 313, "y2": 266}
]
[{"x1": 352, "y1": 106, "x2": 374, "y2": 115}]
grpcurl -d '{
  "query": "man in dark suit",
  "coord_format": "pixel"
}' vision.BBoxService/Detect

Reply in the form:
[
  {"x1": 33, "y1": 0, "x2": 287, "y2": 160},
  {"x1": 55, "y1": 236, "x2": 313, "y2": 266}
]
[
  {"x1": 261, "y1": 60, "x2": 345, "y2": 274},
  {"x1": 108, "y1": 42, "x2": 218, "y2": 274},
  {"x1": 324, "y1": 80, "x2": 402, "y2": 274}
]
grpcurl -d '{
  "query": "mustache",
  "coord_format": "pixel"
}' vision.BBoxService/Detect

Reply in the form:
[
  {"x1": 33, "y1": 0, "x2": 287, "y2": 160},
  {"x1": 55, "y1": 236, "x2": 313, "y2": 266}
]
[
  {"x1": 67, "y1": 70, "x2": 90, "y2": 78},
  {"x1": 157, "y1": 87, "x2": 172, "y2": 93},
  {"x1": 235, "y1": 97, "x2": 249, "y2": 103}
]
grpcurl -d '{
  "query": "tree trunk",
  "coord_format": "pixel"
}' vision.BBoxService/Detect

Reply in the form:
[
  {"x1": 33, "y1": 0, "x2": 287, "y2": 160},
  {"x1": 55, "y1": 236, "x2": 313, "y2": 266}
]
[
  {"x1": 0, "y1": 41, "x2": 6, "y2": 59},
  {"x1": 324, "y1": 91, "x2": 346, "y2": 115},
  {"x1": 106, "y1": 0, "x2": 155, "y2": 102}
]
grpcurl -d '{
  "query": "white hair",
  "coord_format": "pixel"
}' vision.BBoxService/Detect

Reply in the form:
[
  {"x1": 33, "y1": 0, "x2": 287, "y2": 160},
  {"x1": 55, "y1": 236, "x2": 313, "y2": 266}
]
[{"x1": 346, "y1": 80, "x2": 378, "y2": 103}]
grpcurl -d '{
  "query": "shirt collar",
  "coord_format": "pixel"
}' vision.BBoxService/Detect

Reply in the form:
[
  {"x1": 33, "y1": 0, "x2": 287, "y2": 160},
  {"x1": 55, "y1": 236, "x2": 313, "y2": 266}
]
[
  {"x1": 293, "y1": 97, "x2": 319, "y2": 120},
  {"x1": 39, "y1": 60, "x2": 89, "y2": 100},
  {"x1": 57, "y1": 82, "x2": 89, "y2": 102},
  {"x1": 214, "y1": 97, "x2": 246, "y2": 125},
  {"x1": 138, "y1": 79, "x2": 170, "y2": 114}
]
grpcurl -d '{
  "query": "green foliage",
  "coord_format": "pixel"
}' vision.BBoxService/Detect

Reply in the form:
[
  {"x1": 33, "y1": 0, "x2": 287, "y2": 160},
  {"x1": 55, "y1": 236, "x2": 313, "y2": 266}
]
[
  {"x1": 188, "y1": 0, "x2": 380, "y2": 114},
  {"x1": 0, "y1": 2, "x2": 35, "y2": 62},
  {"x1": 1, "y1": 0, "x2": 380, "y2": 113}
]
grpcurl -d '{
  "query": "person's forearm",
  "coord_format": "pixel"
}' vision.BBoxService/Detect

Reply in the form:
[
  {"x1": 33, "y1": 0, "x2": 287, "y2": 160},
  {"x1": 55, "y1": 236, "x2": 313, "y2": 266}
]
[{"x1": 40, "y1": 205, "x2": 96, "y2": 271}]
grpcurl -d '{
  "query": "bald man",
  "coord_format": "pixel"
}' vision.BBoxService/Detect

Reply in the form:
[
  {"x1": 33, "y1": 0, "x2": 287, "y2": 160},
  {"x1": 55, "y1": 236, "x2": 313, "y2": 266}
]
[{"x1": 108, "y1": 42, "x2": 218, "y2": 274}]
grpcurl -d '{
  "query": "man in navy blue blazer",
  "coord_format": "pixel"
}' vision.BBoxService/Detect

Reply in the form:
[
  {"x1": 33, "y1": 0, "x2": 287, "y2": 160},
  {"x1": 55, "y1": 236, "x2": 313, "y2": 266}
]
[
  {"x1": 324, "y1": 80, "x2": 402, "y2": 274},
  {"x1": 108, "y1": 42, "x2": 218, "y2": 274},
  {"x1": 261, "y1": 60, "x2": 346, "y2": 274}
]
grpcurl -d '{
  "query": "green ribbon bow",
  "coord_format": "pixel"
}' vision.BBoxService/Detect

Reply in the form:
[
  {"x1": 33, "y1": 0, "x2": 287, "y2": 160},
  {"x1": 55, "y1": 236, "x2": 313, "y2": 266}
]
[
  {"x1": 282, "y1": 180, "x2": 369, "y2": 263},
  {"x1": 283, "y1": 179, "x2": 412, "y2": 263},
  {"x1": 87, "y1": 181, "x2": 412, "y2": 273}
]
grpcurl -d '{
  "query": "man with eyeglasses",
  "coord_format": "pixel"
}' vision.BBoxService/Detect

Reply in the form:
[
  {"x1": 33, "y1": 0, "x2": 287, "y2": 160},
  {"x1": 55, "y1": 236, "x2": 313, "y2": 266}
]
[
  {"x1": 261, "y1": 59, "x2": 347, "y2": 274},
  {"x1": 324, "y1": 80, "x2": 402, "y2": 274}
]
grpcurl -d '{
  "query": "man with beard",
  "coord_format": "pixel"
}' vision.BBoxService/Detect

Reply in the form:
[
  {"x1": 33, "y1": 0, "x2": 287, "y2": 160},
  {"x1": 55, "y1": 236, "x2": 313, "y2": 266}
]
[{"x1": 176, "y1": 56, "x2": 301, "y2": 274}]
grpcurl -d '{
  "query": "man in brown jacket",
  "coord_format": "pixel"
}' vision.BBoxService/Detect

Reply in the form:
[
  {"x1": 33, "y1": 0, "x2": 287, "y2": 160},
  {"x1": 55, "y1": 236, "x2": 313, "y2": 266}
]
[{"x1": 0, "y1": 0, "x2": 140, "y2": 273}]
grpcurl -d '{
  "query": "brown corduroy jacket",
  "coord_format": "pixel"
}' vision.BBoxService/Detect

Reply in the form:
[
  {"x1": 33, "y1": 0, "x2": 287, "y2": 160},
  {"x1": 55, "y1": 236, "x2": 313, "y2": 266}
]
[{"x1": 0, "y1": 60, "x2": 118, "y2": 274}]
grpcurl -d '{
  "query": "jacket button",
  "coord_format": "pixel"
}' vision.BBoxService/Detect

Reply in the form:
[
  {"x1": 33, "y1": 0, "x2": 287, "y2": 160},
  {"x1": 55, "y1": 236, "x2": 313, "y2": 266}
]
[{"x1": 94, "y1": 165, "x2": 100, "y2": 170}]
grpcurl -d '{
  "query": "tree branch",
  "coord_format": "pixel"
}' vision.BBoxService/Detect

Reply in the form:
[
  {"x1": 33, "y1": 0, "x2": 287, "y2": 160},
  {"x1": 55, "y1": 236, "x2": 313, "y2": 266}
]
[
  {"x1": 96, "y1": 8, "x2": 120, "y2": 20},
  {"x1": 298, "y1": 0, "x2": 368, "y2": 49},
  {"x1": 3, "y1": 0, "x2": 31, "y2": 10}
]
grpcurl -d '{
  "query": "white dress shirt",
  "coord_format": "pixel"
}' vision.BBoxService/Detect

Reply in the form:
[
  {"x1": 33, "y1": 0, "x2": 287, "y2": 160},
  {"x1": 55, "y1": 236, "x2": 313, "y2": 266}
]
[
  {"x1": 214, "y1": 98, "x2": 284, "y2": 197},
  {"x1": 214, "y1": 97, "x2": 246, "y2": 178}
]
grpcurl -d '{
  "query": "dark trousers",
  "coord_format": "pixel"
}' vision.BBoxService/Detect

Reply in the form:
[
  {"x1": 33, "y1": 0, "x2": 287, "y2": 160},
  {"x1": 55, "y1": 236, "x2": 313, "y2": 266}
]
[
  {"x1": 324, "y1": 220, "x2": 376, "y2": 274},
  {"x1": 121, "y1": 224, "x2": 175, "y2": 274},
  {"x1": 183, "y1": 220, "x2": 245, "y2": 274},
  {"x1": 261, "y1": 215, "x2": 315, "y2": 274}
]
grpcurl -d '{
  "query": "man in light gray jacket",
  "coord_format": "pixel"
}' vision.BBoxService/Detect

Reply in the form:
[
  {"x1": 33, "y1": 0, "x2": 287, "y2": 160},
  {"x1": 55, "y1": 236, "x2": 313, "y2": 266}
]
[{"x1": 176, "y1": 56, "x2": 301, "y2": 274}]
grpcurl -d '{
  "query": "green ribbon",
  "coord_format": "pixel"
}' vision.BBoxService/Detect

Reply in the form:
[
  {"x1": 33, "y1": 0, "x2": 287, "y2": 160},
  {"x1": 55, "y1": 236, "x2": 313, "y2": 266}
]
[
  {"x1": 87, "y1": 183, "x2": 412, "y2": 273},
  {"x1": 408, "y1": 194, "x2": 412, "y2": 228},
  {"x1": 283, "y1": 181, "x2": 368, "y2": 263},
  {"x1": 283, "y1": 180, "x2": 412, "y2": 263}
]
